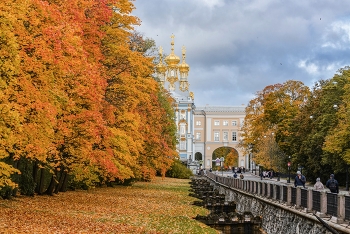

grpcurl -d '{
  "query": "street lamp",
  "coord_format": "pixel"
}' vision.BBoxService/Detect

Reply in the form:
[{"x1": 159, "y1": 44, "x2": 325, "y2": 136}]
[
  {"x1": 220, "y1": 157, "x2": 225, "y2": 176},
  {"x1": 287, "y1": 156, "x2": 291, "y2": 183},
  {"x1": 215, "y1": 158, "x2": 220, "y2": 174},
  {"x1": 346, "y1": 165, "x2": 349, "y2": 191},
  {"x1": 258, "y1": 164, "x2": 262, "y2": 180},
  {"x1": 248, "y1": 143, "x2": 253, "y2": 173}
]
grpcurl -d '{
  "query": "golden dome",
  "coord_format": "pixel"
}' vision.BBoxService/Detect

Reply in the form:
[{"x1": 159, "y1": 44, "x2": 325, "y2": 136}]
[
  {"x1": 156, "y1": 62, "x2": 167, "y2": 73},
  {"x1": 178, "y1": 62, "x2": 189, "y2": 72},
  {"x1": 156, "y1": 46, "x2": 167, "y2": 73},
  {"x1": 178, "y1": 46, "x2": 190, "y2": 72},
  {"x1": 165, "y1": 35, "x2": 180, "y2": 66},
  {"x1": 178, "y1": 46, "x2": 189, "y2": 73}
]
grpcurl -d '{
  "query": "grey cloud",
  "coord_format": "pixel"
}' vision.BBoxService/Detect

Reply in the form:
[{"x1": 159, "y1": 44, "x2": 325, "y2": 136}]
[{"x1": 133, "y1": 0, "x2": 350, "y2": 106}]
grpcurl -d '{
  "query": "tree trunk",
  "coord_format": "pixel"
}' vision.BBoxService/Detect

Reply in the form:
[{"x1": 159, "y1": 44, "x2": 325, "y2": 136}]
[
  {"x1": 54, "y1": 168, "x2": 65, "y2": 194},
  {"x1": 45, "y1": 173, "x2": 57, "y2": 196},
  {"x1": 11, "y1": 157, "x2": 20, "y2": 197},
  {"x1": 37, "y1": 168, "x2": 45, "y2": 195},
  {"x1": 33, "y1": 161, "x2": 39, "y2": 194},
  {"x1": 60, "y1": 172, "x2": 69, "y2": 192}
]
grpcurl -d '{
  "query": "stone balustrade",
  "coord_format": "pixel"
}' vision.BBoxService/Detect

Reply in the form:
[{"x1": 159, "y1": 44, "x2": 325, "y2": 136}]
[{"x1": 206, "y1": 172, "x2": 350, "y2": 234}]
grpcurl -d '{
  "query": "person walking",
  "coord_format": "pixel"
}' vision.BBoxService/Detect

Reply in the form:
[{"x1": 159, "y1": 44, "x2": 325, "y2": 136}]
[
  {"x1": 240, "y1": 173, "x2": 244, "y2": 179},
  {"x1": 325, "y1": 174, "x2": 339, "y2": 194},
  {"x1": 313, "y1": 177, "x2": 324, "y2": 190},
  {"x1": 294, "y1": 171, "x2": 306, "y2": 188}
]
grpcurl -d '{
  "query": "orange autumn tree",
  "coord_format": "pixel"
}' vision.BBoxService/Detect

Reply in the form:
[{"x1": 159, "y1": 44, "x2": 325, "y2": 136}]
[
  {"x1": 225, "y1": 149, "x2": 239, "y2": 168},
  {"x1": 0, "y1": 0, "x2": 179, "y2": 197},
  {"x1": 44, "y1": 0, "x2": 117, "y2": 192},
  {"x1": 241, "y1": 81, "x2": 310, "y2": 171},
  {"x1": 102, "y1": 0, "x2": 146, "y2": 182},
  {"x1": 102, "y1": 0, "x2": 178, "y2": 182},
  {"x1": 0, "y1": 0, "x2": 115, "y2": 194},
  {"x1": 137, "y1": 87, "x2": 178, "y2": 180},
  {"x1": 2, "y1": 0, "x2": 61, "y2": 196},
  {"x1": 0, "y1": 3, "x2": 21, "y2": 193}
]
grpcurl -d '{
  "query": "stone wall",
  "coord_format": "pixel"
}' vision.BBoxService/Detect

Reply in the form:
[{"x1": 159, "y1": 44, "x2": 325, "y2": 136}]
[{"x1": 209, "y1": 178, "x2": 349, "y2": 234}]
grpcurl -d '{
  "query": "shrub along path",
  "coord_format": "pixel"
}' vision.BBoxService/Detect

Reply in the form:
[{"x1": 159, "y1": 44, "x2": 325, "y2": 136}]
[{"x1": 0, "y1": 177, "x2": 218, "y2": 234}]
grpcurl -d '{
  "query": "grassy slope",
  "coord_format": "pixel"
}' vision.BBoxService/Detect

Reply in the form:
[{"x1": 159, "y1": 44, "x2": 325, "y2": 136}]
[{"x1": 0, "y1": 177, "x2": 219, "y2": 234}]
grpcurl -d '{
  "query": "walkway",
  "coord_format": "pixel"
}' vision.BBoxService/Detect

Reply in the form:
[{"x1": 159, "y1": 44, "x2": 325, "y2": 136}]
[{"x1": 211, "y1": 170, "x2": 349, "y2": 195}]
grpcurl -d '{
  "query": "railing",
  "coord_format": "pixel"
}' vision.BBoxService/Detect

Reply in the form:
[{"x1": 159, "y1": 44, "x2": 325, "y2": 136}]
[
  {"x1": 206, "y1": 172, "x2": 350, "y2": 223},
  {"x1": 276, "y1": 185, "x2": 280, "y2": 200},
  {"x1": 345, "y1": 196, "x2": 350, "y2": 220},
  {"x1": 269, "y1": 184, "x2": 273, "y2": 198},
  {"x1": 301, "y1": 188, "x2": 308, "y2": 208},
  {"x1": 312, "y1": 190, "x2": 321, "y2": 212},
  {"x1": 327, "y1": 193, "x2": 338, "y2": 217},
  {"x1": 283, "y1": 186, "x2": 287, "y2": 202},
  {"x1": 291, "y1": 187, "x2": 296, "y2": 205}
]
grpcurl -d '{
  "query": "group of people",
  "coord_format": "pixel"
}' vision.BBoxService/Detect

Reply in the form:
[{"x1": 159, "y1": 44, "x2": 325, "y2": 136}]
[
  {"x1": 233, "y1": 167, "x2": 246, "y2": 173},
  {"x1": 260, "y1": 170, "x2": 274, "y2": 179},
  {"x1": 233, "y1": 172, "x2": 245, "y2": 179},
  {"x1": 294, "y1": 171, "x2": 339, "y2": 193}
]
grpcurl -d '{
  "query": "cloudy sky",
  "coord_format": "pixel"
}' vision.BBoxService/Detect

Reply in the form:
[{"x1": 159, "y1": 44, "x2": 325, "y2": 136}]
[{"x1": 133, "y1": 0, "x2": 350, "y2": 107}]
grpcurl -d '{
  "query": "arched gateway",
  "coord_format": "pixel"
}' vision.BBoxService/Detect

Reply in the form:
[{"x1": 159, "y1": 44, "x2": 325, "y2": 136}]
[
  {"x1": 211, "y1": 146, "x2": 239, "y2": 169},
  {"x1": 193, "y1": 106, "x2": 247, "y2": 170}
]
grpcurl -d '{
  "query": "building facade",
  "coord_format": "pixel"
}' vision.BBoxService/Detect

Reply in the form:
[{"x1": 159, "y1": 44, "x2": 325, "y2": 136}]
[
  {"x1": 156, "y1": 36, "x2": 247, "y2": 171},
  {"x1": 193, "y1": 106, "x2": 246, "y2": 170},
  {"x1": 155, "y1": 35, "x2": 196, "y2": 163}
]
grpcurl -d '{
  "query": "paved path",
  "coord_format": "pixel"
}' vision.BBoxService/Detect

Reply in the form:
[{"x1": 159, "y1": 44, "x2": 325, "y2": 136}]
[{"x1": 210, "y1": 171, "x2": 350, "y2": 195}]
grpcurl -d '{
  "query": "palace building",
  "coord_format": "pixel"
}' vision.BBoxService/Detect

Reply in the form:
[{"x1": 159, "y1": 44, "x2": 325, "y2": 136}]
[{"x1": 155, "y1": 36, "x2": 247, "y2": 172}]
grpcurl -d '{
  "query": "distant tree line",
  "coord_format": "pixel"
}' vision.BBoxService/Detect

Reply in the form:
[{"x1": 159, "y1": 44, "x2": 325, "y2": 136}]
[{"x1": 241, "y1": 68, "x2": 350, "y2": 186}]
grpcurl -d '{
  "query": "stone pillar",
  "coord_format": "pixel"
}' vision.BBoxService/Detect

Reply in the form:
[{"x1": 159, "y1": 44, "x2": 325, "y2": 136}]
[
  {"x1": 335, "y1": 194, "x2": 345, "y2": 224},
  {"x1": 306, "y1": 189, "x2": 313, "y2": 213},
  {"x1": 262, "y1": 183, "x2": 266, "y2": 196},
  {"x1": 296, "y1": 187, "x2": 301, "y2": 208},
  {"x1": 317, "y1": 191, "x2": 327, "y2": 218},
  {"x1": 287, "y1": 185, "x2": 292, "y2": 206},
  {"x1": 273, "y1": 184, "x2": 277, "y2": 200}
]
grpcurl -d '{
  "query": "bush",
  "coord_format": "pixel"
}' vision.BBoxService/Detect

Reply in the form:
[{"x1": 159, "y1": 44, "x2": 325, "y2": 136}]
[
  {"x1": 0, "y1": 185, "x2": 14, "y2": 199},
  {"x1": 166, "y1": 160, "x2": 193, "y2": 179}
]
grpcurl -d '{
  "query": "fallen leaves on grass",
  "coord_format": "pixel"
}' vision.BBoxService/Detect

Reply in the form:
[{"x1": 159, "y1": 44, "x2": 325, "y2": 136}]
[{"x1": 0, "y1": 177, "x2": 218, "y2": 234}]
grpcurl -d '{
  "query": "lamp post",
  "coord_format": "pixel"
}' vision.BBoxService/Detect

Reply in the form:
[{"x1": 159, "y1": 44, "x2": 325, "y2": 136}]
[
  {"x1": 346, "y1": 165, "x2": 349, "y2": 191},
  {"x1": 220, "y1": 157, "x2": 225, "y2": 176},
  {"x1": 287, "y1": 157, "x2": 291, "y2": 183},
  {"x1": 258, "y1": 164, "x2": 262, "y2": 180},
  {"x1": 215, "y1": 158, "x2": 220, "y2": 174},
  {"x1": 248, "y1": 143, "x2": 254, "y2": 173}
]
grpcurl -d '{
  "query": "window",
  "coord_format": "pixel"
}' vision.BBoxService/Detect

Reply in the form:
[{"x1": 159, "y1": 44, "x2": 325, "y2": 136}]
[
  {"x1": 232, "y1": 132, "x2": 237, "y2": 141},
  {"x1": 223, "y1": 132, "x2": 228, "y2": 141},
  {"x1": 180, "y1": 124, "x2": 186, "y2": 135},
  {"x1": 196, "y1": 121, "x2": 201, "y2": 126},
  {"x1": 196, "y1": 132, "x2": 201, "y2": 140},
  {"x1": 223, "y1": 120, "x2": 228, "y2": 126},
  {"x1": 180, "y1": 140, "x2": 186, "y2": 150},
  {"x1": 180, "y1": 112, "x2": 186, "y2": 119},
  {"x1": 214, "y1": 132, "x2": 220, "y2": 141},
  {"x1": 214, "y1": 120, "x2": 220, "y2": 126},
  {"x1": 232, "y1": 121, "x2": 237, "y2": 126}
]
